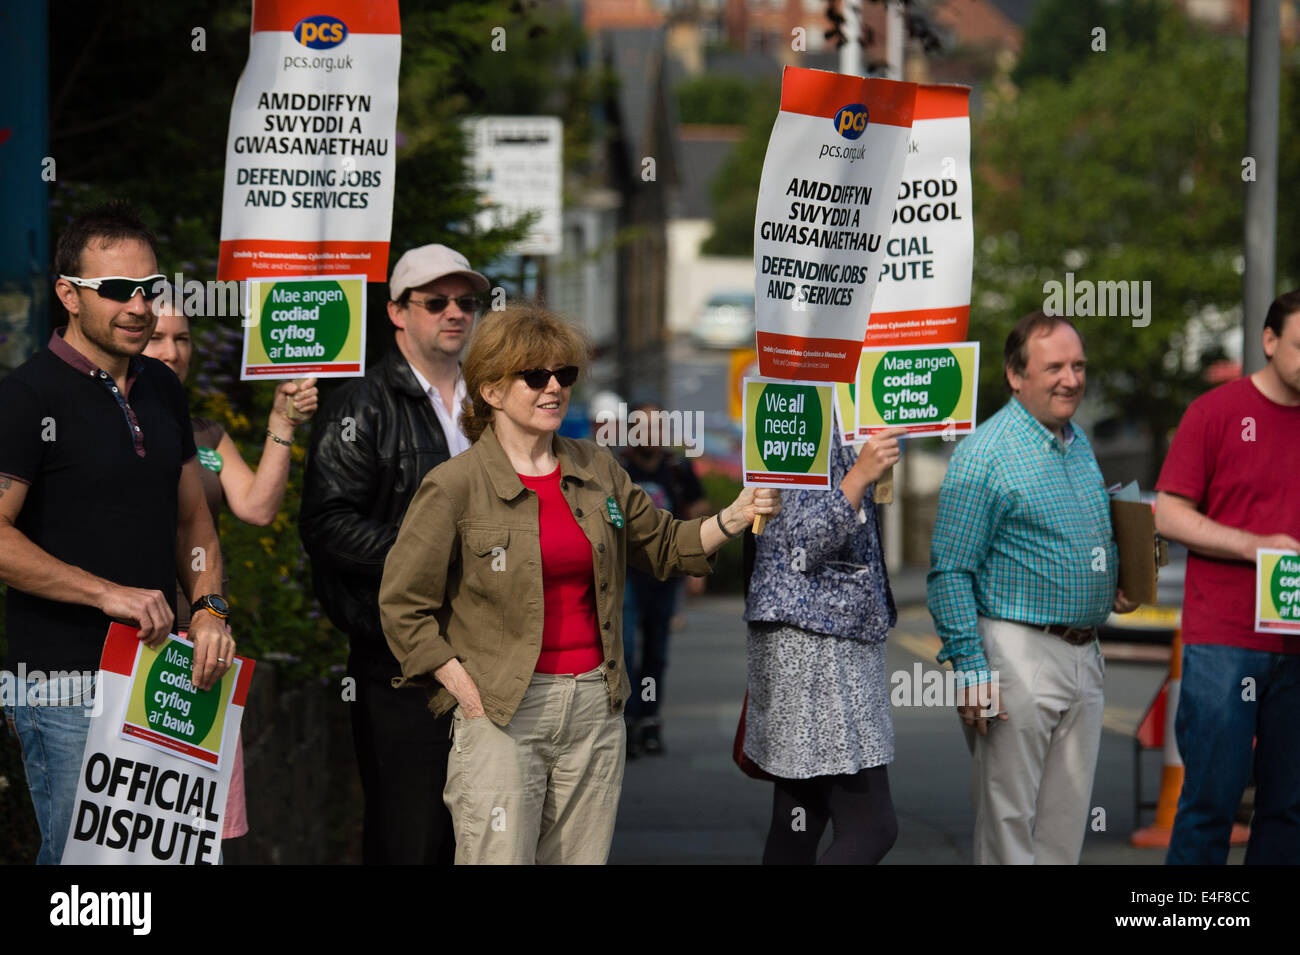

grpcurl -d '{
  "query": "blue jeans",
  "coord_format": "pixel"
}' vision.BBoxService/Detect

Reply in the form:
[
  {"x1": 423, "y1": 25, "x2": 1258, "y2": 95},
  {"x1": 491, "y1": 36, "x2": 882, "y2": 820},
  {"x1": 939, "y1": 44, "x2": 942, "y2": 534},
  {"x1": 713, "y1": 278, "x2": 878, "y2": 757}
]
[
  {"x1": 2, "y1": 669, "x2": 98, "y2": 865},
  {"x1": 625, "y1": 572, "x2": 683, "y2": 722},
  {"x1": 1167, "y1": 643, "x2": 1300, "y2": 864}
]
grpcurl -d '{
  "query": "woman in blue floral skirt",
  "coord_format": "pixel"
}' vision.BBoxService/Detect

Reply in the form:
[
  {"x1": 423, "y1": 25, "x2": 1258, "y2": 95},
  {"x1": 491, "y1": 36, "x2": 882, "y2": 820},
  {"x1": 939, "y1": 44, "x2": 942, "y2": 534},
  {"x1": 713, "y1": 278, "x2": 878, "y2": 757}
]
[{"x1": 743, "y1": 425, "x2": 905, "y2": 864}]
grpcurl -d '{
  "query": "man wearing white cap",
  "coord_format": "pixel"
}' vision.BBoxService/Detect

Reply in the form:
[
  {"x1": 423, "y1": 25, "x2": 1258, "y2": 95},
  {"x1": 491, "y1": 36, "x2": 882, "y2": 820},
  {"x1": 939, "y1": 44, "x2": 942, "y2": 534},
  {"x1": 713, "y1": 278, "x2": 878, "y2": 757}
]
[{"x1": 300, "y1": 244, "x2": 489, "y2": 865}]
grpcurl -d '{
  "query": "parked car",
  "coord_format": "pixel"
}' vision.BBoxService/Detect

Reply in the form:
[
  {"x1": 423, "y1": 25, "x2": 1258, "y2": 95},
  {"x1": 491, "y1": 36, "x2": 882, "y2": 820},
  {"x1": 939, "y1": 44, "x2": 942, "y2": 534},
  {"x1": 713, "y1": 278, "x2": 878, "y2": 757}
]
[{"x1": 690, "y1": 291, "x2": 755, "y2": 350}]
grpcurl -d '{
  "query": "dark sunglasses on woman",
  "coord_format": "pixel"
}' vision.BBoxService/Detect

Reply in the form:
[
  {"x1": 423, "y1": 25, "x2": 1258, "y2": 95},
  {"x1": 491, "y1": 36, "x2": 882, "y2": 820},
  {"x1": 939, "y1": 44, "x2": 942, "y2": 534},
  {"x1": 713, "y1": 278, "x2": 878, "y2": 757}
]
[{"x1": 516, "y1": 366, "x2": 579, "y2": 389}]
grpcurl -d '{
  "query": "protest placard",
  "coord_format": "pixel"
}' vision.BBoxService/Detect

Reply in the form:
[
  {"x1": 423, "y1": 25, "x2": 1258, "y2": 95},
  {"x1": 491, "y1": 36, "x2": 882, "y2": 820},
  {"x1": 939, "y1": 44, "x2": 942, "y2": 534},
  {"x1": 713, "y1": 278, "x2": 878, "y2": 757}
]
[
  {"x1": 865, "y1": 84, "x2": 972, "y2": 347},
  {"x1": 860, "y1": 85, "x2": 974, "y2": 502},
  {"x1": 241, "y1": 274, "x2": 366, "y2": 378},
  {"x1": 217, "y1": 1, "x2": 401, "y2": 282},
  {"x1": 1256, "y1": 549, "x2": 1300, "y2": 634},
  {"x1": 834, "y1": 381, "x2": 858, "y2": 444},
  {"x1": 753, "y1": 67, "x2": 917, "y2": 382},
  {"x1": 742, "y1": 378, "x2": 833, "y2": 490},
  {"x1": 61, "y1": 625, "x2": 254, "y2": 865},
  {"x1": 857, "y1": 342, "x2": 979, "y2": 437}
]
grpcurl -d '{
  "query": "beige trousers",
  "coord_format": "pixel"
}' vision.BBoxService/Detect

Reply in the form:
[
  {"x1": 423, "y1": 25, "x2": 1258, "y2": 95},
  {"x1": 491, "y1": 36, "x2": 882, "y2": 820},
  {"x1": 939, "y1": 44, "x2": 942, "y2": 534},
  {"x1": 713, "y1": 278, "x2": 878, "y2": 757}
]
[
  {"x1": 965, "y1": 617, "x2": 1105, "y2": 865},
  {"x1": 444, "y1": 666, "x2": 626, "y2": 865}
]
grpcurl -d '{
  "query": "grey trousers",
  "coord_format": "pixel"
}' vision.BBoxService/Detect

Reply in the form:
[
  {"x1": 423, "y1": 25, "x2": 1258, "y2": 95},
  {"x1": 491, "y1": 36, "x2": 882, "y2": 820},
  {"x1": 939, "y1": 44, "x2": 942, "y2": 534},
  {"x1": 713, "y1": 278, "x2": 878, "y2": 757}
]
[
  {"x1": 444, "y1": 667, "x2": 626, "y2": 865},
  {"x1": 965, "y1": 617, "x2": 1105, "y2": 864}
]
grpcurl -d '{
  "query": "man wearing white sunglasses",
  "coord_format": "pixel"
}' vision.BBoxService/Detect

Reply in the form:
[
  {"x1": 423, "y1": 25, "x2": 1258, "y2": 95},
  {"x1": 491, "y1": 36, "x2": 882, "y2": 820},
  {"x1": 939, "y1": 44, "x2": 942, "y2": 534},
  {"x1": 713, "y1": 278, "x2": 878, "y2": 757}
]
[{"x1": 0, "y1": 201, "x2": 232, "y2": 864}]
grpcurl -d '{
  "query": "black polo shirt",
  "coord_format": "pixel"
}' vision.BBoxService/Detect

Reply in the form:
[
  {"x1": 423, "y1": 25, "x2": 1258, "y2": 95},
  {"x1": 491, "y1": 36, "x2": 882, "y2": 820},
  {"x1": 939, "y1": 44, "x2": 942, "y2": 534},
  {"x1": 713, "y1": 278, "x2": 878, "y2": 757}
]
[{"x1": 0, "y1": 330, "x2": 196, "y2": 673}]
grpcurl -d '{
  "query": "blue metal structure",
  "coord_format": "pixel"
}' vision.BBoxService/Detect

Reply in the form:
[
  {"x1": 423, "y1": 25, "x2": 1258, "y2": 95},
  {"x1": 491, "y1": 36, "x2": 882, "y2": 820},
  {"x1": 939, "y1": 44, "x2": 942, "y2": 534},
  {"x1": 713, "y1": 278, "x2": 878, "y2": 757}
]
[{"x1": 0, "y1": 0, "x2": 50, "y2": 367}]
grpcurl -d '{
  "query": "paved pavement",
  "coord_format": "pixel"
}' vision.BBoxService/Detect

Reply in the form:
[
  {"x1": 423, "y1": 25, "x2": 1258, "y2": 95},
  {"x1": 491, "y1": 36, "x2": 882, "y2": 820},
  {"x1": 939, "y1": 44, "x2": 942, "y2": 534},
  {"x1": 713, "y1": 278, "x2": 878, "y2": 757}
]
[{"x1": 609, "y1": 574, "x2": 1246, "y2": 865}]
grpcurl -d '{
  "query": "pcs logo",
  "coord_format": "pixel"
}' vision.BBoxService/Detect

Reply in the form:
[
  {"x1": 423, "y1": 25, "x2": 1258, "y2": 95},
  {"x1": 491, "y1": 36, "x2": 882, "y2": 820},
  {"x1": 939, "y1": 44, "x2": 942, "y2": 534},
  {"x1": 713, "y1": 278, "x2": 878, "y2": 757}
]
[
  {"x1": 833, "y1": 103, "x2": 869, "y2": 140},
  {"x1": 294, "y1": 15, "x2": 348, "y2": 49}
]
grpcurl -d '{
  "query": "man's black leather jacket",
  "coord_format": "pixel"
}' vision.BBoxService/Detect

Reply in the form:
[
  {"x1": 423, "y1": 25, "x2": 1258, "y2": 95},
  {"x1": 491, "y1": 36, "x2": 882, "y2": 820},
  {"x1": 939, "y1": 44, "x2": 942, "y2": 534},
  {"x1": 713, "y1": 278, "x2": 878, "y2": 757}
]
[{"x1": 299, "y1": 347, "x2": 452, "y2": 668}]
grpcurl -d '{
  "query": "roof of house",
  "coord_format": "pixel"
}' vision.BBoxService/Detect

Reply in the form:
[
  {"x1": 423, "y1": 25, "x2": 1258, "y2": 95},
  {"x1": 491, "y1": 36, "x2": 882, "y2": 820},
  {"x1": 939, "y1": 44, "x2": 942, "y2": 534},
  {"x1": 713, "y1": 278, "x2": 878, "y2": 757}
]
[
  {"x1": 931, "y1": 0, "x2": 1025, "y2": 52},
  {"x1": 673, "y1": 127, "x2": 743, "y2": 218},
  {"x1": 596, "y1": 27, "x2": 678, "y2": 184}
]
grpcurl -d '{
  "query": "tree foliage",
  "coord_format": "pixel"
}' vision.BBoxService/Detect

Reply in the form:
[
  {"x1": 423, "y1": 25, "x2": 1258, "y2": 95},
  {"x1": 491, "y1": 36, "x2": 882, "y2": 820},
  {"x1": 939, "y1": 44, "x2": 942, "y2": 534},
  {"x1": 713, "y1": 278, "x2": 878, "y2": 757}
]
[
  {"x1": 677, "y1": 74, "x2": 764, "y2": 124},
  {"x1": 971, "y1": 8, "x2": 1298, "y2": 479},
  {"x1": 1011, "y1": 0, "x2": 1165, "y2": 89},
  {"x1": 699, "y1": 79, "x2": 778, "y2": 256}
]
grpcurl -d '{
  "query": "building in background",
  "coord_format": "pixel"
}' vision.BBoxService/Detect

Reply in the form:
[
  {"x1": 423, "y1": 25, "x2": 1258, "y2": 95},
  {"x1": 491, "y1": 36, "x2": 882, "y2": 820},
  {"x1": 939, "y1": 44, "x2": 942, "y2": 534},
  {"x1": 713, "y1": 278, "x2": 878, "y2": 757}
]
[{"x1": 588, "y1": 25, "x2": 681, "y2": 404}]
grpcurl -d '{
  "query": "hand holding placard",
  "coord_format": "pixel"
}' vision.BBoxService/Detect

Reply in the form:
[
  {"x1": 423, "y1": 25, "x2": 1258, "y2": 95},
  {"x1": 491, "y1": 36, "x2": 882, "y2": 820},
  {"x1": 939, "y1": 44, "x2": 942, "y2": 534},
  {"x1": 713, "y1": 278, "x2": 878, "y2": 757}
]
[
  {"x1": 839, "y1": 426, "x2": 903, "y2": 508},
  {"x1": 874, "y1": 468, "x2": 895, "y2": 504},
  {"x1": 242, "y1": 276, "x2": 367, "y2": 380},
  {"x1": 278, "y1": 377, "x2": 319, "y2": 425},
  {"x1": 712, "y1": 488, "x2": 779, "y2": 536},
  {"x1": 742, "y1": 379, "x2": 835, "y2": 531},
  {"x1": 855, "y1": 342, "x2": 979, "y2": 506}
]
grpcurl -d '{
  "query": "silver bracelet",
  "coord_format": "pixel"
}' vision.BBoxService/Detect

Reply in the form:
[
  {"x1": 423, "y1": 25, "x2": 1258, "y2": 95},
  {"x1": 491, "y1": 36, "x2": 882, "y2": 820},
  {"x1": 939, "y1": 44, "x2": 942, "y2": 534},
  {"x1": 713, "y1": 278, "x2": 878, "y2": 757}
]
[
  {"x1": 716, "y1": 510, "x2": 743, "y2": 539},
  {"x1": 266, "y1": 429, "x2": 293, "y2": 446}
]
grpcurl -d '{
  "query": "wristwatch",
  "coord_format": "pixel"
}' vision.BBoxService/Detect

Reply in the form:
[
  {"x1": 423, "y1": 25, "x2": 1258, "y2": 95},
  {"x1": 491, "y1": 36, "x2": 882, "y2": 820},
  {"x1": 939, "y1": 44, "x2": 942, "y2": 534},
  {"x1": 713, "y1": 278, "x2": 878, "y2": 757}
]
[{"x1": 191, "y1": 594, "x2": 230, "y2": 620}]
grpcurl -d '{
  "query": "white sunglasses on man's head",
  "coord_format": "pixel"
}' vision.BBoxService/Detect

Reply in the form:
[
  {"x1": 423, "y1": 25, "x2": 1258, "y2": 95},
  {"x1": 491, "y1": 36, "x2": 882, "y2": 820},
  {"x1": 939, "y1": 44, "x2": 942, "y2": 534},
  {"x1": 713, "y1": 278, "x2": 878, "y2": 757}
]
[{"x1": 60, "y1": 274, "x2": 167, "y2": 302}]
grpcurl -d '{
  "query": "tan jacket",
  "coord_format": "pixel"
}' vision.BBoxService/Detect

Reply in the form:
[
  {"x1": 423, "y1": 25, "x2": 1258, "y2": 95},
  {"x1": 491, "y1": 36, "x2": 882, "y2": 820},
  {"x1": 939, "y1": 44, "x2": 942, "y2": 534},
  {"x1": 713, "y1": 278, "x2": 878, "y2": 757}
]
[{"x1": 379, "y1": 423, "x2": 715, "y2": 725}]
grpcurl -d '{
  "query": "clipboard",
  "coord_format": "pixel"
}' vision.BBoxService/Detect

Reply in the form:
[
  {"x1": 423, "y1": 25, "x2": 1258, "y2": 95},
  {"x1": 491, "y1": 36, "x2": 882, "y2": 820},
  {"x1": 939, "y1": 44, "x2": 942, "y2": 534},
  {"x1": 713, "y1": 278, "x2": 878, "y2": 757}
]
[{"x1": 1109, "y1": 499, "x2": 1169, "y2": 606}]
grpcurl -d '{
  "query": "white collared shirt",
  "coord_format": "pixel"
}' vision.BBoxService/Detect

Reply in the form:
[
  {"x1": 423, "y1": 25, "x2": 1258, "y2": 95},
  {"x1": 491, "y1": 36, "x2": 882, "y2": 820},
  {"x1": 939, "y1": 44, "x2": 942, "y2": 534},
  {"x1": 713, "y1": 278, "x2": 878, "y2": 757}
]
[{"x1": 407, "y1": 362, "x2": 471, "y2": 458}]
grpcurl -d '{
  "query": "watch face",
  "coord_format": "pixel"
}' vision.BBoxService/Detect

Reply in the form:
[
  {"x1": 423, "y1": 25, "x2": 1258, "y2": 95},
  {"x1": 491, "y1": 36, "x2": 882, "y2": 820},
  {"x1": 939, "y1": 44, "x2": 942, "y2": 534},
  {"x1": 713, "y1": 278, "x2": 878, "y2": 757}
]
[{"x1": 207, "y1": 595, "x2": 230, "y2": 616}]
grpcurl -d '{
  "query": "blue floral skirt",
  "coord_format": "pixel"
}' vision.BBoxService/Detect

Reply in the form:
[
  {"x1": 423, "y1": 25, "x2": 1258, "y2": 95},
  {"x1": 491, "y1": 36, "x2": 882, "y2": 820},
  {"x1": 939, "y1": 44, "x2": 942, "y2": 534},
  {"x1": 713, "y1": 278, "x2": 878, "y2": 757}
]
[{"x1": 743, "y1": 621, "x2": 894, "y2": 779}]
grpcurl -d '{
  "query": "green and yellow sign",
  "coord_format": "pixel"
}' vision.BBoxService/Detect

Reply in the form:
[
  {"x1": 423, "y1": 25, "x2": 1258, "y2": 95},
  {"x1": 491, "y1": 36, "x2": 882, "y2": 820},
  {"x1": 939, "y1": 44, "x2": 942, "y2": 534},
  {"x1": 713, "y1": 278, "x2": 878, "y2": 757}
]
[
  {"x1": 743, "y1": 378, "x2": 833, "y2": 489},
  {"x1": 241, "y1": 274, "x2": 367, "y2": 379},
  {"x1": 857, "y1": 341, "x2": 979, "y2": 437},
  {"x1": 120, "y1": 635, "x2": 238, "y2": 768},
  {"x1": 834, "y1": 381, "x2": 858, "y2": 444},
  {"x1": 1257, "y1": 549, "x2": 1300, "y2": 634}
]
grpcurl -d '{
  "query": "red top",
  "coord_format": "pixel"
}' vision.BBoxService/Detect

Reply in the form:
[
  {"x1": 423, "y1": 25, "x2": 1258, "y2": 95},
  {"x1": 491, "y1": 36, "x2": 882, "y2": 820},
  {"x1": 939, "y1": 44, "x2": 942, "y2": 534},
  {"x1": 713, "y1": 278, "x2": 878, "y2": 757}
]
[
  {"x1": 1156, "y1": 377, "x2": 1300, "y2": 652},
  {"x1": 518, "y1": 466, "x2": 603, "y2": 674}
]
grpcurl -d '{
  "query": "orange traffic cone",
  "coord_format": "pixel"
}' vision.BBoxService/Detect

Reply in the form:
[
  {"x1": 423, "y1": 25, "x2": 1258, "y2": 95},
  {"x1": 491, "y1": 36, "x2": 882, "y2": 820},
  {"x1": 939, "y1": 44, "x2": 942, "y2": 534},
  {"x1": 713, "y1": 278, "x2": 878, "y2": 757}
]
[{"x1": 1131, "y1": 630, "x2": 1250, "y2": 848}]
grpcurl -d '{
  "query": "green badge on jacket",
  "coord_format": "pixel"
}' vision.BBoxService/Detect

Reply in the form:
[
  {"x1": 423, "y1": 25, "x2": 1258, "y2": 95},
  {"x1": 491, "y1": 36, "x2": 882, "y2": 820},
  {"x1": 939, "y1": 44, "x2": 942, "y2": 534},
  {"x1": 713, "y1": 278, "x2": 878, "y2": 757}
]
[
  {"x1": 197, "y1": 447, "x2": 223, "y2": 472},
  {"x1": 605, "y1": 496, "x2": 624, "y2": 529}
]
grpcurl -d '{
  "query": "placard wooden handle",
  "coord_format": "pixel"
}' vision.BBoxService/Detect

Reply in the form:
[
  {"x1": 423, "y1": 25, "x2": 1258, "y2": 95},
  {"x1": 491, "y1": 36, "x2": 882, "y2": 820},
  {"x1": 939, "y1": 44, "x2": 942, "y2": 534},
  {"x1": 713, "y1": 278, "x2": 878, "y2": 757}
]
[
  {"x1": 752, "y1": 514, "x2": 768, "y2": 535},
  {"x1": 874, "y1": 464, "x2": 895, "y2": 504},
  {"x1": 284, "y1": 378, "x2": 310, "y2": 423}
]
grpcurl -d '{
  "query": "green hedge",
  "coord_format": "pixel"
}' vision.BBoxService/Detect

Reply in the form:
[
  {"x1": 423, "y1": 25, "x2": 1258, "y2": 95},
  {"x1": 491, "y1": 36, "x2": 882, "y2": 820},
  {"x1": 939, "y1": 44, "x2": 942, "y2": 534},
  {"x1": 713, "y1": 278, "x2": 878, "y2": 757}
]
[{"x1": 699, "y1": 472, "x2": 745, "y2": 594}]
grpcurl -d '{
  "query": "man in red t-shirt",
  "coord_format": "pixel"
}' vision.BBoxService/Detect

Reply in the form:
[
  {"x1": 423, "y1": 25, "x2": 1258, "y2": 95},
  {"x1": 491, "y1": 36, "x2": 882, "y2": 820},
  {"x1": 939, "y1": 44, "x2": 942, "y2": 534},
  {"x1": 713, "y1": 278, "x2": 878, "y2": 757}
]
[{"x1": 1155, "y1": 290, "x2": 1300, "y2": 865}]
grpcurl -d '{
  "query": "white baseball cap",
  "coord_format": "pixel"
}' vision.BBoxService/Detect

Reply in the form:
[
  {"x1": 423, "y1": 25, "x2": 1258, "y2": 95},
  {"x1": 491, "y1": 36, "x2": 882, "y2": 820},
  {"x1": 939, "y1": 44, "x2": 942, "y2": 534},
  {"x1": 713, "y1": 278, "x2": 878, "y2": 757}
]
[{"x1": 389, "y1": 244, "x2": 490, "y2": 301}]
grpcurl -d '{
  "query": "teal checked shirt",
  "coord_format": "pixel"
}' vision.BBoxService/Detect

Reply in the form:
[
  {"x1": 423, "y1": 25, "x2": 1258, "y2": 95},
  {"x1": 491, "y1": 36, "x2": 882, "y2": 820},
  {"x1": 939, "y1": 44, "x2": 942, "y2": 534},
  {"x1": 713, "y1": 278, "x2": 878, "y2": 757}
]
[{"x1": 926, "y1": 397, "x2": 1118, "y2": 686}]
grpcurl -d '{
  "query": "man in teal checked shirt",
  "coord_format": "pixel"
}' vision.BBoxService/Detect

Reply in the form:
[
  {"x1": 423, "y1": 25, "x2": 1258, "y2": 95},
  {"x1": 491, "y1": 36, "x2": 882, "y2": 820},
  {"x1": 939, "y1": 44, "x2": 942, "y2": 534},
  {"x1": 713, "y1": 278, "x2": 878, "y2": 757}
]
[{"x1": 928, "y1": 310, "x2": 1137, "y2": 865}]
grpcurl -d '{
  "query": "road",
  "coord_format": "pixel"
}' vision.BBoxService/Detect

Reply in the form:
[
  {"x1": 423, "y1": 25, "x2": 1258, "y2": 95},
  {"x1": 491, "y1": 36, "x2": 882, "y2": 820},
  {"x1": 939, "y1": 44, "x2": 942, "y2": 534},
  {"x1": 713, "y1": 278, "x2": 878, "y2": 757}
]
[
  {"x1": 609, "y1": 584, "x2": 1243, "y2": 864},
  {"x1": 666, "y1": 337, "x2": 731, "y2": 419}
]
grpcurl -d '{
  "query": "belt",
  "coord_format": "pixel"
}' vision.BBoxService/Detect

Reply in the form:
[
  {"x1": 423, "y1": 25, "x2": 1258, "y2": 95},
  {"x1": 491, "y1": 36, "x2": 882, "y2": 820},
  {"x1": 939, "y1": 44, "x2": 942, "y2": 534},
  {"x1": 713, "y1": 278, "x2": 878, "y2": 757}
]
[{"x1": 1007, "y1": 620, "x2": 1098, "y2": 646}]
